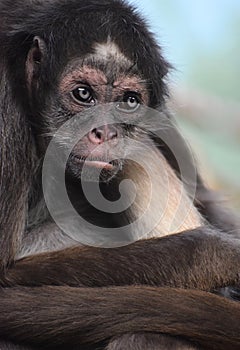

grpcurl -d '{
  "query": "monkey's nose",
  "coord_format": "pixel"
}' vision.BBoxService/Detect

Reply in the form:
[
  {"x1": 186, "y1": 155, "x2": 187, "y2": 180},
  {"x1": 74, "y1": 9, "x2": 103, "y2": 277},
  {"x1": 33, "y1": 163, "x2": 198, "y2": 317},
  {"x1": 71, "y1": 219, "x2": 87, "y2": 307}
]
[{"x1": 88, "y1": 125, "x2": 118, "y2": 145}]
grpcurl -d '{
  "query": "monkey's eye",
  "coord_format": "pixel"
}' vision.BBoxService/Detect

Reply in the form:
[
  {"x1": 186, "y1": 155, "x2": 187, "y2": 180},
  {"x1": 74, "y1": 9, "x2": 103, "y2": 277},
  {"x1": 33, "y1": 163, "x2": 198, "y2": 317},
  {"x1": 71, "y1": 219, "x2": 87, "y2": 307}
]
[
  {"x1": 71, "y1": 86, "x2": 95, "y2": 105},
  {"x1": 116, "y1": 92, "x2": 141, "y2": 113}
]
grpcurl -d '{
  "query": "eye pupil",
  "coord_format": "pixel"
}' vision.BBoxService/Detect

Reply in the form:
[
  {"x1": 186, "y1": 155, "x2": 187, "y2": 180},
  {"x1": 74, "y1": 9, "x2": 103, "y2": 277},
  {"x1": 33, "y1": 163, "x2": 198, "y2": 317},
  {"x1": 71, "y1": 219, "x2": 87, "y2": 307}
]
[
  {"x1": 126, "y1": 95, "x2": 139, "y2": 109},
  {"x1": 129, "y1": 97, "x2": 136, "y2": 105},
  {"x1": 81, "y1": 89, "x2": 88, "y2": 96},
  {"x1": 79, "y1": 88, "x2": 90, "y2": 100}
]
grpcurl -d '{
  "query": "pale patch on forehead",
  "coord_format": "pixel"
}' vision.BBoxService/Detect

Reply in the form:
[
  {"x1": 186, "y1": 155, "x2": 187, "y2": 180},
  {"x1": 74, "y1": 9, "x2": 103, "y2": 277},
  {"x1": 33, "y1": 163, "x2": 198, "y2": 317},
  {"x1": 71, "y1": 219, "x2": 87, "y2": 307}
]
[{"x1": 92, "y1": 39, "x2": 133, "y2": 66}]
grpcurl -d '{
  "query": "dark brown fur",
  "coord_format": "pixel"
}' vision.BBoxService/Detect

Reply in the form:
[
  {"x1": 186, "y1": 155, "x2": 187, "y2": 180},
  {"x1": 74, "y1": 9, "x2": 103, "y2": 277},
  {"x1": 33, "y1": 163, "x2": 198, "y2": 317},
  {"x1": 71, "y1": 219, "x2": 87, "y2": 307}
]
[
  {"x1": 0, "y1": 1, "x2": 240, "y2": 350},
  {"x1": 0, "y1": 228, "x2": 240, "y2": 350}
]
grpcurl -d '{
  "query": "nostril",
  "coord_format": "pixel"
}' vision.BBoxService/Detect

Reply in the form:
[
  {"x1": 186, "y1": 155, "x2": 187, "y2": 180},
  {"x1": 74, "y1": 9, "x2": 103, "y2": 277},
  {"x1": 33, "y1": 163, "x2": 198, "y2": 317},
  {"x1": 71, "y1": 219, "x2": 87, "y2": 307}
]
[
  {"x1": 107, "y1": 128, "x2": 118, "y2": 140},
  {"x1": 88, "y1": 128, "x2": 105, "y2": 145},
  {"x1": 93, "y1": 128, "x2": 103, "y2": 140}
]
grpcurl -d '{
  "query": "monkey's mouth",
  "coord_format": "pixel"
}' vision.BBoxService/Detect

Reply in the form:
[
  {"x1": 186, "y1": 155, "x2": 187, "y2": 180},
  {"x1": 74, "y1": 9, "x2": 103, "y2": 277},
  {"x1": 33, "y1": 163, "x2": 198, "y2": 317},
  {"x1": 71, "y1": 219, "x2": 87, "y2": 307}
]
[
  {"x1": 73, "y1": 156, "x2": 116, "y2": 171},
  {"x1": 66, "y1": 155, "x2": 121, "y2": 182},
  {"x1": 81, "y1": 159, "x2": 114, "y2": 171}
]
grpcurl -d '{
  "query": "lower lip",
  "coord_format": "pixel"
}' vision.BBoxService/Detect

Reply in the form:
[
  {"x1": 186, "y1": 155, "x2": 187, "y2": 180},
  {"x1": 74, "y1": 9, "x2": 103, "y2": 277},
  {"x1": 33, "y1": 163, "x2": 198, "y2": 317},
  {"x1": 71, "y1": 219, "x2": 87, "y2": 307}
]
[{"x1": 74, "y1": 158, "x2": 114, "y2": 170}]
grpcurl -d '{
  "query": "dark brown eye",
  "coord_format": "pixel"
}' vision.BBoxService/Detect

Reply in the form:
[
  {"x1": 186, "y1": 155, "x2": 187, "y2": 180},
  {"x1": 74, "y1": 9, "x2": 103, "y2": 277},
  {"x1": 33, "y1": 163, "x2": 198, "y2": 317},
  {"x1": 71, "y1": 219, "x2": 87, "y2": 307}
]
[
  {"x1": 71, "y1": 87, "x2": 95, "y2": 105},
  {"x1": 116, "y1": 92, "x2": 141, "y2": 113}
]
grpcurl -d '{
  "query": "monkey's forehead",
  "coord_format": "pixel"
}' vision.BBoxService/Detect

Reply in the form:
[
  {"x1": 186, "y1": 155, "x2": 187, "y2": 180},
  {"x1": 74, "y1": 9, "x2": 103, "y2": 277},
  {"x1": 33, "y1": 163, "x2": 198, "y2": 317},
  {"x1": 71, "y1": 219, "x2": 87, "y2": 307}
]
[
  {"x1": 92, "y1": 39, "x2": 132, "y2": 67},
  {"x1": 60, "y1": 39, "x2": 146, "y2": 86}
]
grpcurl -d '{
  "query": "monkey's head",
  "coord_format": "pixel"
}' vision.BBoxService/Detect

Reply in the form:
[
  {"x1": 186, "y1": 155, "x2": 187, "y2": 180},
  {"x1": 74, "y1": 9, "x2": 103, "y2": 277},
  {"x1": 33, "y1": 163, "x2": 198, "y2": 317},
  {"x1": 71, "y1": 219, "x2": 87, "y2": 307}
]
[{"x1": 2, "y1": 0, "x2": 171, "y2": 182}]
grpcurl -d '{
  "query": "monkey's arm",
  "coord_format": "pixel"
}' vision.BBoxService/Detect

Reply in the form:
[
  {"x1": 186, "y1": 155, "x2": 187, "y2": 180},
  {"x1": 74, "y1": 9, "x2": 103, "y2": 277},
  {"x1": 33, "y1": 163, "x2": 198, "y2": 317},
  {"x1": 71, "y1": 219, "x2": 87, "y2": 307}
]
[
  {"x1": 4, "y1": 227, "x2": 240, "y2": 290},
  {"x1": 1, "y1": 227, "x2": 240, "y2": 350}
]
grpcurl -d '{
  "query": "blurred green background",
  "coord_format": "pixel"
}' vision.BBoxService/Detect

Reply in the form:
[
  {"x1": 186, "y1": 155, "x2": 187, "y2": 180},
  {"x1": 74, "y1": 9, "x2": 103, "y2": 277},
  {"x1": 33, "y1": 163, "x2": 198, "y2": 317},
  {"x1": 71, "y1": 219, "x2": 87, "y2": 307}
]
[{"x1": 133, "y1": 0, "x2": 240, "y2": 210}]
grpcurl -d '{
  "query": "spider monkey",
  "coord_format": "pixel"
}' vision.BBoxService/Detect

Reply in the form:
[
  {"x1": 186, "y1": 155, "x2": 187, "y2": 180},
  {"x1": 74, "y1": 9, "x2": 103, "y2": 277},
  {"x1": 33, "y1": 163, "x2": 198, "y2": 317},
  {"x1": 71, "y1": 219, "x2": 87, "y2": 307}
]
[{"x1": 0, "y1": 0, "x2": 240, "y2": 349}]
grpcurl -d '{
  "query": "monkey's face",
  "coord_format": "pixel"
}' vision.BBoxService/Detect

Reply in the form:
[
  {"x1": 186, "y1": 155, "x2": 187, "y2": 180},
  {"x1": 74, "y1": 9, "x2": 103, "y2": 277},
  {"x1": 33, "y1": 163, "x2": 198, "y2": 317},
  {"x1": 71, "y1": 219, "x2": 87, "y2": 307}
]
[
  {"x1": 26, "y1": 37, "x2": 152, "y2": 182},
  {"x1": 48, "y1": 41, "x2": 150, "y2": 182}
]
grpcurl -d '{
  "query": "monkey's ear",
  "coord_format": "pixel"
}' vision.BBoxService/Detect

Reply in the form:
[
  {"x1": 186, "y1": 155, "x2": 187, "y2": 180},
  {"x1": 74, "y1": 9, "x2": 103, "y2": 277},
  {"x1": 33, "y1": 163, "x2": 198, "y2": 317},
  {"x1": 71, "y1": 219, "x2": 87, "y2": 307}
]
[{"x1": 26, "y1": 36, "x2": 46, "y2": 88}]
